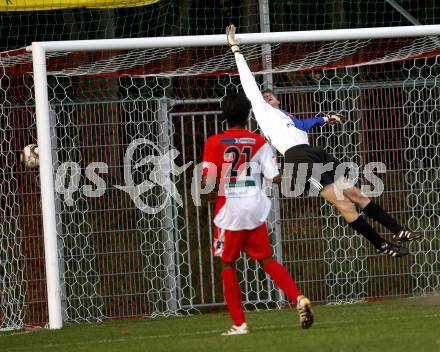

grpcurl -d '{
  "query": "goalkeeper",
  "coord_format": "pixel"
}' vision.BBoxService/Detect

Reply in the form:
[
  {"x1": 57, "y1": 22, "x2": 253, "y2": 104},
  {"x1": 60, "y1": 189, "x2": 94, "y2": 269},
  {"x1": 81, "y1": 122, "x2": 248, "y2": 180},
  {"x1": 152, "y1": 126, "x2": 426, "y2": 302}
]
[{"x1": 226, "y1": 24, "x2": 421, "y2": 257}]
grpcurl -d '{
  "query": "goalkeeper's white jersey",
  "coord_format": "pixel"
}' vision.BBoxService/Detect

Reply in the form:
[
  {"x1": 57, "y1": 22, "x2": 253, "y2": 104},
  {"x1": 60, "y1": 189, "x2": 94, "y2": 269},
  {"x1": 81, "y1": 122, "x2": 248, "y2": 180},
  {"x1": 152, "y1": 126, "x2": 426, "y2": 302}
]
[{"x1": 235, "y1": 52, "x2": 310, "y2": 155}]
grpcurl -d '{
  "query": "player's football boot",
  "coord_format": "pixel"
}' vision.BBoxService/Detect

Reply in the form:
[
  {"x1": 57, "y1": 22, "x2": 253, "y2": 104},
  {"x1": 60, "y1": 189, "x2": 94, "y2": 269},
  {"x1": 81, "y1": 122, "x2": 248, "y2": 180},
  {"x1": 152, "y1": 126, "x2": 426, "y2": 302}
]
[
  {"x1": 377, "y1": 241, "x2": 409, "y2": 257},
  {"x1": 297, "y1": 295, "x2": 314, "y2": 329},
  {"x1": 393, "y1": 228, "x2": 423, "y2": 243},
  {"x1": 221, "y1": 322, "x2": 249, "y2": 336}
]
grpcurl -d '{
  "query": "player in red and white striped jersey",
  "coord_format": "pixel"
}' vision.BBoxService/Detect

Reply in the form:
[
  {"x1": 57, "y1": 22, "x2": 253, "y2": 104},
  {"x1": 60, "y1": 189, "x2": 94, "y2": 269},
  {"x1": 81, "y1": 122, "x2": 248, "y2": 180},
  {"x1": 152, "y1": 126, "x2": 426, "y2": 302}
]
[{"x1": 201, "y1": 92, "x2": 313, "y2": 335}]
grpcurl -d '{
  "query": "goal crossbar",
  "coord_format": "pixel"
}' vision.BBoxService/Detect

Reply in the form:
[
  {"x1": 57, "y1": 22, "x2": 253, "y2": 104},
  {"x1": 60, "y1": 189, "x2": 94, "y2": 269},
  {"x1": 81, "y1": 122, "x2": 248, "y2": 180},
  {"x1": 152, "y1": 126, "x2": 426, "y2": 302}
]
[{"x1": 26, "y1": 24, "x2": 440, "y2": 53}]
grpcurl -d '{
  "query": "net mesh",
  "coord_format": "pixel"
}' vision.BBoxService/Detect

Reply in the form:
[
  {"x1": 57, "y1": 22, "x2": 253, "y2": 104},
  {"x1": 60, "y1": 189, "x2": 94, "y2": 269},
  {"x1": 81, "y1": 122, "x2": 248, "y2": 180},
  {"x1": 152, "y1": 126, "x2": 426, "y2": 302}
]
[
  {"x1": 1, "y1": 33, "x2": 440, "y2": 330},
  {"x1": 2, "y1": 0, "x2": 440, "y2": 51}
]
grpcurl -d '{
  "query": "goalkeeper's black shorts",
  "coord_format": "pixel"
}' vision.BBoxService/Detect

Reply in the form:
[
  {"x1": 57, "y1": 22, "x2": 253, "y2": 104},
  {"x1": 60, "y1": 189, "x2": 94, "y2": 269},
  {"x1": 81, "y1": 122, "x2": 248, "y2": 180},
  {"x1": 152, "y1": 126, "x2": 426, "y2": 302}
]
[{"x1": 284, "y1": 144, "x2": 343, "y2": 194}]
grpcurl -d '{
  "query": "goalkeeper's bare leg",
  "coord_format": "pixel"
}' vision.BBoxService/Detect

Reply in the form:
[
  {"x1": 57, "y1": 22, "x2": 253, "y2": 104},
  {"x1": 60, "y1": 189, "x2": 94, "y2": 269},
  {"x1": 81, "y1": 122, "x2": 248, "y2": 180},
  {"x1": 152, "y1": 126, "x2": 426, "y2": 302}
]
[
  {"x1": 343, "y1": 186, "x2": 422, "y2": 242},
  {"x1": 320, "y1": 184, "x2": 411, "y2": 257}
]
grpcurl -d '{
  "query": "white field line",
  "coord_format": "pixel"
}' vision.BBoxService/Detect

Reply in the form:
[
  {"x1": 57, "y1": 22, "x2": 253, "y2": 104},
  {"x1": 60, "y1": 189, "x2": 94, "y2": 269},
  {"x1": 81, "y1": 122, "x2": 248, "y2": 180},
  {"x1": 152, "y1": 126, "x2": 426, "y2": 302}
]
[{"x1": 2, "y1": 313, "x2": 440, "y2": 351}]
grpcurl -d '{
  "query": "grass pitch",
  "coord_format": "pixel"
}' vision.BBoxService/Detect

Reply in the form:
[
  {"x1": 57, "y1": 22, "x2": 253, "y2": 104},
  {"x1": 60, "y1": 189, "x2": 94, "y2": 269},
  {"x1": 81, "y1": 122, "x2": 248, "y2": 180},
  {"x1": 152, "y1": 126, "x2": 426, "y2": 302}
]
[{"x1": 1, "y1": 297, "x2": 439, "y2": 352}]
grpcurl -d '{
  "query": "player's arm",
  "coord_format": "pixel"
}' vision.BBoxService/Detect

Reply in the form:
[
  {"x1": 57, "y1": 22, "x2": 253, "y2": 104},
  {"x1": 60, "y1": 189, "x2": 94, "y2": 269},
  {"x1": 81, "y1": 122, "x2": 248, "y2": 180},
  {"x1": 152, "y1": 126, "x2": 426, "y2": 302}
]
[
  {"x1": 201, "y1": 174, "x2": 208, "y2": 189},
  {"x1": 323, "y1": 113, "x2": 344, "y2": 125},
  {"x1": 291, "y1": 113, "x2": 344, "y2": 132},
  {"x1": 226, "y1": 25, "x2": 275, "y2": 134},
  {"x1": 201, "y1": 174, "x2": 217, "y2": 203},
  {"x1": 201, "y1": 140, "x2": 218, "y2": 202},
  {"x1": 291, "y1": 116, "x2": 325, "y2": 132},
  {"x1": 227, "y1": 24, "x2": 344, "y2": 132},
  {"x1": 290, "y1": 114, "x2": 345, "y2": 132},
  {"x1": 258, "y1": 143, "x2": 281, "y2": 185},
  {"x1": 271, "y1": 174, "x2": 281, "y2": 185}
]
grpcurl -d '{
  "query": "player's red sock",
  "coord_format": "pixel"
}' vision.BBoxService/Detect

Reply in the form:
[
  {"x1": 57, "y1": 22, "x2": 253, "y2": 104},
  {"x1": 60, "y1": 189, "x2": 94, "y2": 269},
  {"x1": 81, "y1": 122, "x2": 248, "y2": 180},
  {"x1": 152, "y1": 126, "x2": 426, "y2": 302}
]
[
  {"x1": 221, "y1": 268, "x2": 245, "y2": 326},
  {"x1": 263, "y1": 259, "x2": 302, "y2": 305}
]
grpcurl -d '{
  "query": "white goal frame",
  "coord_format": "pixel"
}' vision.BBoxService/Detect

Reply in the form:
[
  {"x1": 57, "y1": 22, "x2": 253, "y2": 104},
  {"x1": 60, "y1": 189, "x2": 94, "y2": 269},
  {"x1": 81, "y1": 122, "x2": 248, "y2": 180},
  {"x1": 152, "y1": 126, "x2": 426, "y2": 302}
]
[{"x1": 27, "y1": 24, "x2": 440, "y2": 329}]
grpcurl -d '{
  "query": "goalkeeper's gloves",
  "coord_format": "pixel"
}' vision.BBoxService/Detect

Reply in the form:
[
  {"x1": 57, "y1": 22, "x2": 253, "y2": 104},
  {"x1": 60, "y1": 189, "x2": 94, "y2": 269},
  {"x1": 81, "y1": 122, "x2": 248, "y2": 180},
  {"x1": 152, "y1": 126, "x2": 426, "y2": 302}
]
[
  {"x1": 226, "y1": 24, "x2": 240, "y2": 54},
  {"x1": 323, "y1": 113, "x2": 344, "y2": 125}
]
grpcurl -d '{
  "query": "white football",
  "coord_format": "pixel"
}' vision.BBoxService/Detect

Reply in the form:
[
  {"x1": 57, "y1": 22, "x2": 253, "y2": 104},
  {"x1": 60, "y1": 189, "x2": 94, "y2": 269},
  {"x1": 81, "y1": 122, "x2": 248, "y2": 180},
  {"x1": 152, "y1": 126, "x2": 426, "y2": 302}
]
[{"x1": 20, "y1": 144, "x2": 40, "y2": 169}]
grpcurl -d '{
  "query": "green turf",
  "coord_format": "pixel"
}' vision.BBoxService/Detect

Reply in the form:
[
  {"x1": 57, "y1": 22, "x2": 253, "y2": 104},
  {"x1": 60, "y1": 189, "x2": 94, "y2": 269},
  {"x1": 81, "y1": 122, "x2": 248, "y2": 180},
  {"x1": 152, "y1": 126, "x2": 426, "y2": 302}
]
[{"x1": 1, "y1": 298, "x2": 440, "y2": 352}]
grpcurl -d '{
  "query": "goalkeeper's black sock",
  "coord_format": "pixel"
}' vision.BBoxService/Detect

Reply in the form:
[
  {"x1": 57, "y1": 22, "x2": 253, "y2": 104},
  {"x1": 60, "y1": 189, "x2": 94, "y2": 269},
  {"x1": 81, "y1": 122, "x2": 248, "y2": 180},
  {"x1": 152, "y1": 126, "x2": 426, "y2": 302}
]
[
  {"x1": 348, "y1": 216, "x2": 384, "y2": 249},
  {"x1": 362, "y1": 201, "x2": 403, "y2": 234}
]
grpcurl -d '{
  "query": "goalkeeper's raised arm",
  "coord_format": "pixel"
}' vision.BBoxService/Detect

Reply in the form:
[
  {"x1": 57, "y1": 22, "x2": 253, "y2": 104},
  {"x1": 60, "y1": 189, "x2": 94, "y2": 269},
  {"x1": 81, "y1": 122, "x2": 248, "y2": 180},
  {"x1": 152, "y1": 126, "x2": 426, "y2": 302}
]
[
  {"x1": 226, "y1": 25, "x2": 277, "y2": 144},
  {"x1": 226, "y1": 24, "x2": 342, "y2": 155}
]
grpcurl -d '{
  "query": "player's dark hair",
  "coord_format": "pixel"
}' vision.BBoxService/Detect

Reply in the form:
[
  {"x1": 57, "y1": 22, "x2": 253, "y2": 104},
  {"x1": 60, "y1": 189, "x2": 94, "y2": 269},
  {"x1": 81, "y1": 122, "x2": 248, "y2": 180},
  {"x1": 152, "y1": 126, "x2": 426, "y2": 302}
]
[{"x1": 222, "y1": 91, "x2": 251, "y2": 127}]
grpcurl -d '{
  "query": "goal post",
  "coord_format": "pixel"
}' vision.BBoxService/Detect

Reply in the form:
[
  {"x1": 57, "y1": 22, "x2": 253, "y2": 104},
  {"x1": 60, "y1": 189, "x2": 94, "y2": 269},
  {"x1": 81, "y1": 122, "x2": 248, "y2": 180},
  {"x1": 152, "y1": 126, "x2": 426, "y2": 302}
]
[
  {"x1": 26, "y1": 24, "x2": 440, "y2": 51},
  {"x1": 1, "y1": 24, "x2": 439, "y2": 330},
  {"x1": 31, "y1": 43, "x2": 63, "y2": 330}
]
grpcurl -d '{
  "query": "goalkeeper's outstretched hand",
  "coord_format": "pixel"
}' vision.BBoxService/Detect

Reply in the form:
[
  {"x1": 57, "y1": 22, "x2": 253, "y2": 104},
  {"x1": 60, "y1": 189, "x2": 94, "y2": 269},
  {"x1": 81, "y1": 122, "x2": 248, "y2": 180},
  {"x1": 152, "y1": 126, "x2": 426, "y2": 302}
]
[
  {"x1": 226, "y1": 24, "x2": 240, "y2": 54},
  {"x1": 324, "y1": 113, "x2": 344, "y2": 125}
]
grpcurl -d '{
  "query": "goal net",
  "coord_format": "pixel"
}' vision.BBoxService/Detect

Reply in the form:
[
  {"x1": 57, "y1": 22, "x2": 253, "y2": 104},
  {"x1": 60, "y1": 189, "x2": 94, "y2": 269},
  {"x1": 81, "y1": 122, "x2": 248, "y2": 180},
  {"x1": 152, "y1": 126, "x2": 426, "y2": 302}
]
[{"x1": 1, "y1": 27, "x2": 439, "y2": 330}]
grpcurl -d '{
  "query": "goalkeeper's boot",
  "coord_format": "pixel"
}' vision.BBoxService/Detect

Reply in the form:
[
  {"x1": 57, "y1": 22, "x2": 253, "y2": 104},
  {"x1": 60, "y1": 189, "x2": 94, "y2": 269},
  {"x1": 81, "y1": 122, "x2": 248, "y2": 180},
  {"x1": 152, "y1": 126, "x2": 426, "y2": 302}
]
[
  {"x1": 377, "y1": 241, "x2": 409, "y2": 257},
  {"x1": 221, "y1": 322, "x2": 249, "y2": 336},
  {"x1": 393, "y1": 228, "x2": 423, "y2": 243},
  {"x1": 297, "y1": 295, "x2": 314, "y2": 329}
]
